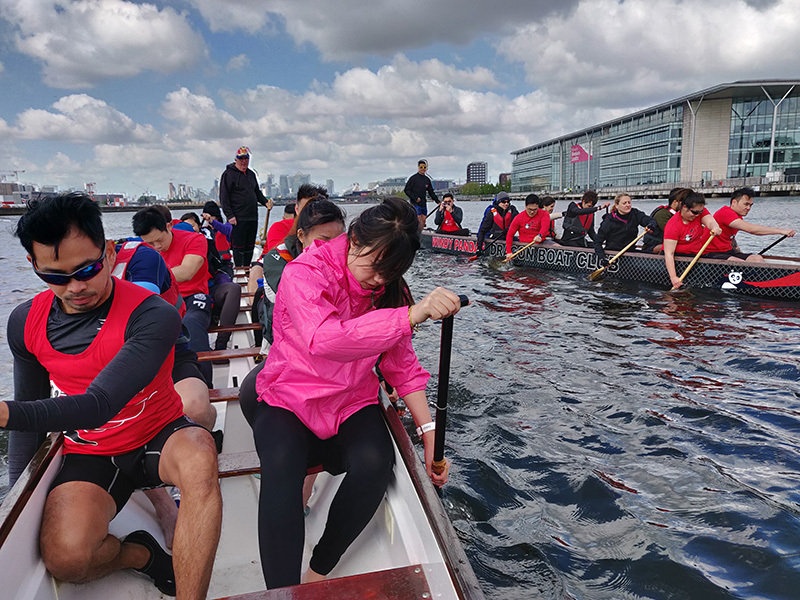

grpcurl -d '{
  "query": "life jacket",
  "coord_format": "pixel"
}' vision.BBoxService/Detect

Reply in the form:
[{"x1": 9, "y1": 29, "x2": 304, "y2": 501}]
[
  {"x1": 491, "y1": 207, "x2": 513, "y2": 230},
  {"x1": 113, "y1": 241, "x2": 185, "y2": 317},
  {"x1": 642, "y1": 205, "x2": 676, "y2": 248},
  {"x1": 23, "y1": 279, "x2": 183, "y2": 456},
  {"x1": 199, "y1": 227, "x2": 231, "y2": 278},
  {"x1": 252, "y1": 243, "x2": 295, "y2": 347},
  {"x1": 440, "y1": 209, "x2": 461, "y2": 233},
  {"x1": 562, "y1": 204, "x2": 595, "y2": 237},
  {"x1": 213, "y1": 230, "x2": 232, "y2": 262}
]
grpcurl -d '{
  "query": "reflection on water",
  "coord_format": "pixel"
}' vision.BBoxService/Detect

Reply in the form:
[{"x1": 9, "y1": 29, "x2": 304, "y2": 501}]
[{"x1": 2, "y1": 201, "x2": 800, "y2": 599}]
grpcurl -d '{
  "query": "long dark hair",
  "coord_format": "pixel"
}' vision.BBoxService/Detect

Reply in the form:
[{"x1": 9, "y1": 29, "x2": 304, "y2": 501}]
[
  {"x1": 296, "y1": 198, "x2": 345, "y2": 236},
  {"x1": 348, "y1": 196, "x2": 418, "y2": 308}
]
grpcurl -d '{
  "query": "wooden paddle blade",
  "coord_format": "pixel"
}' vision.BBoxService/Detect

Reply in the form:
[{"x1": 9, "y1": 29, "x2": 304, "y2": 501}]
[{"x1": 587, "y1": 267, "x2": 606, "y2": 281}]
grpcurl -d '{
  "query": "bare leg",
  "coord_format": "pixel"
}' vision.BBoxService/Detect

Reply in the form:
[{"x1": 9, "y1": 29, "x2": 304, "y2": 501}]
[
  {"x1": 40, "y1": 481, "x2": 150, "y2": 583},
  {"x1": 302, "y1": 567, "x2": 327, "y2": 584},
  {"x1": 143, "y1": 487, "x2": 178, "y2": 549},
  {"x1": 159, "y1": 426, "x2": 222, "y2": 600},
  {"x1": 418, "y1": 214, "x2": 426, "y2": 232},
  {"x1": 745, "y1": 254, "x2": 766, "y2": 263},
  {"x1": 175, "y1": 376, "x2": 217, "y2": 430},
  {"x1": 248, "y1": 264, "x2": 264, "y2": 295},
  {"x1": 302, "y1": 473, "x2": 317, "y2": 510}
]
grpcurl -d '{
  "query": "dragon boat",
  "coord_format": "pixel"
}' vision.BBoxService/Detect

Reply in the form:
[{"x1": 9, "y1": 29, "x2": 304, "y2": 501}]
[
  {"x1": 0, "y1": 268, "x2": 484, "y2": 600},
  {"x1": 422, "y1": 230, "x2": 800, "y2": 302}
]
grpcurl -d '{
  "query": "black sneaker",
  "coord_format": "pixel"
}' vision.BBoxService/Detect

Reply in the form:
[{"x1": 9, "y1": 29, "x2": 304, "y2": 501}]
[
  {"x1": 124, "y1": 530, "x2": 176, "y2": 596},
  {"x1": 211, "y1": 429, "x2": 224, "y2": 454}
]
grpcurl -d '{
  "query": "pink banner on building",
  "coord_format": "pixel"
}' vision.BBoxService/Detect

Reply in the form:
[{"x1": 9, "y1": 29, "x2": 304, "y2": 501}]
[{"x1": 570, "y1": 144, "x2": 590, "y2": 163}]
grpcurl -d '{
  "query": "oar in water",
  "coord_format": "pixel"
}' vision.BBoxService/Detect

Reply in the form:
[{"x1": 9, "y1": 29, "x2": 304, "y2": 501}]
[
  {"x1": 758, "y1": 234, "x2": 788, "y2": 256},
  {"x1": 467, "y1": 238, "x2": 503, "y2": 262},
  {"x1": 501, "y1": 238, "x2": 541, "y2": 265},
  {"x1": 588, "y1": 229, "x2": 649, "y2": 281},
  {"x1": 431, "y1": 294, "x2": 469, "y2": 485},
  {"x1": 671, "y1": 233, "x2": 716, "y2": 290}
]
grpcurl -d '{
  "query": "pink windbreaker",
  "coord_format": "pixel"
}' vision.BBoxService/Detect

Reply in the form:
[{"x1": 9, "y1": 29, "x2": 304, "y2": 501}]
[{"x1": 255, "y1": 233, "x2": 430, "y2": 439}]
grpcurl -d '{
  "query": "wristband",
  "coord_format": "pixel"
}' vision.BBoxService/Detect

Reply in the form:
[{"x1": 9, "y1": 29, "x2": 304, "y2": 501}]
[
  {"x1": 416, "y1": 421, "x2": 436, "y2": 437},
  {"x1": 408, "y1": 306, "x2": 419, "y2": 332}
]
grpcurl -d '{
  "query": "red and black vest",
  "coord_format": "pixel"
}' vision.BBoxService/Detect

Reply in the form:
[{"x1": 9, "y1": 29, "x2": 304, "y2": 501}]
[
  {"x1": 213, "y1": 231, "x2": 232, "y2": 262},
  {"x1": 24, "y1": 279, "x2": 184, "y2": 455},
  {"x1": 491, "y1": 207, "x2": 514, "y2": 230},
  {"x1": 440, "y1": 209, "x2": 461, "y2": 232},
  {"x1": 113, "y1": 241, "x2": 185, "y2": 317}
]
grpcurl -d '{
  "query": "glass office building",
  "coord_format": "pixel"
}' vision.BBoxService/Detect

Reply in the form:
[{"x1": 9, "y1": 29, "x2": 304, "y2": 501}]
[{"x1": 511, "y1": 81, "x2": 800, "y2": 193}]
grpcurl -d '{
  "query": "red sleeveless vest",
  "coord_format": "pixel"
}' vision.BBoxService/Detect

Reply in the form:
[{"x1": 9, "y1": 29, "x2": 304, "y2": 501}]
[
  {"x1": 24, "y1": 279, "x2": 184, "y2": 455},
  {"x1": 492, "y1": 208, "x2": 513, "y2": 230}
]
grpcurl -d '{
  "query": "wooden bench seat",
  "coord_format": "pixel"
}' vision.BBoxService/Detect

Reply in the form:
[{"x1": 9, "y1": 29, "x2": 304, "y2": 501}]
[
  {"x1": 208, "y1": 387, "x2": 239, "y2": 403},
  {"x1": 208, "y1": 322, "x2": 261, "y2": 334},
  {"x1": 218, "y1": 450, "x2": 322, "y2": 479},
  {"x1": 197, "y1": 347, "x2": 262, "y2": 362},
  {"x1": 212, "y1": 564, "x2": 431, "y2": 600}
]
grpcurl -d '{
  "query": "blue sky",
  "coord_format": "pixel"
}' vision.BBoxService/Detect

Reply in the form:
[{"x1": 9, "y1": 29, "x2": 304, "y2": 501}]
[{"x1": 0, "y1": 0, "x2": 798, "y2": 199}]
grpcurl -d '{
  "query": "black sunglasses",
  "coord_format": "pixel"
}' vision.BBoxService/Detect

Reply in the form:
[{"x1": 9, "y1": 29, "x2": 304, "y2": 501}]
[{"x1": 33, "y1": 251, "x2": 106, "y2": 286}]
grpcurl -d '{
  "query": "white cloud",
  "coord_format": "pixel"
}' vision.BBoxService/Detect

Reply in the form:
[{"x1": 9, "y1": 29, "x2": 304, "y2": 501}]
[
  {"x1": 226, "y1": 54, "x2": 249, "y2": 72},
  {"x1": 496, "y1": 0, "x2": 800, "y2": 110},
  {"x1": 1, "y1": 0, "x2": 207, "y2": 88},
  {"x1": 188, "y1": 0, "x2": 274, "y2": 34},
  {"x1": 12, "y1": 94, "x2": 160, "y2": 143},
  {"x1": 160, "y1": 87, "x2": 248, "y2": 139}
]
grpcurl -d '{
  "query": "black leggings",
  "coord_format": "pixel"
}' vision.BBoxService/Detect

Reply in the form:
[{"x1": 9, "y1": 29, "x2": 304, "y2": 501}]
[
  {"x1": 210, "y1": 282, "x2": 241, "y2": 350},
  {"x1": 250, "y1": 401, "x2": 394, "y2": 589},
  {"x1": 231, "y1": 220, "x2": 258, "y2": 266}
]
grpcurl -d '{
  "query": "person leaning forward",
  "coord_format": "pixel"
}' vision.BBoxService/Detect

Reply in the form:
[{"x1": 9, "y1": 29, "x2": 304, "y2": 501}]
[
  {"x1": 560, "y1": 190, "x2": 610, "y2": 247},
  {"x1": 704, "y1": 187, "x2": 795, "y2": 262},
  {"x1": 0, "y1": 192, "x2": 221, "y2": 599},
  {"x1": 219, "y1": 145, "x2": 270, "y2": 266}
]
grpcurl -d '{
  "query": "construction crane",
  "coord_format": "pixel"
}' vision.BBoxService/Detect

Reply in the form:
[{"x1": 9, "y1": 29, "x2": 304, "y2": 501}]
[{"x1": 0, "y1": 170, "x2": 25, "y2": 182}]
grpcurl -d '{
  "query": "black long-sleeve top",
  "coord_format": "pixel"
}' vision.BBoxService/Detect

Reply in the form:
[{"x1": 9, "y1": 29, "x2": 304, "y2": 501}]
[
  {"x1": 219, "y1": 163, "x2": 268, "y2": 222},
  {"x1": 593, "y1": 208, "x2": 657, "y2": 260},
  {"x1": 5, "y1": 288, "x2": 180, "y2": 484},
  {"x1": 403, "y1": 173, "x2": 439, "y2": 209}
]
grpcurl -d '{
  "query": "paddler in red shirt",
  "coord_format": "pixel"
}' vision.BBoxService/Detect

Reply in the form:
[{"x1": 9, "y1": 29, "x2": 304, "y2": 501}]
[
  {"x1": 705, "y1": 187, "x2": 795, "y2": 262},
  {"x1": 433, "y1": 192, "x2": 469, "y2": 236},
  {"x1": 505, "y1": 194, "x2": 551, "y2": 258},
  {"x1": 662, "y1": 190, "x2": 722, "y2": 289}
]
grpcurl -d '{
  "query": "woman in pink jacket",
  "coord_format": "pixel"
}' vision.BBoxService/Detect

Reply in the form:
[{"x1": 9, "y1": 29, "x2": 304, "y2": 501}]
[{"x1": 250, "y1": 197, "x2": 461, "y2": 589}]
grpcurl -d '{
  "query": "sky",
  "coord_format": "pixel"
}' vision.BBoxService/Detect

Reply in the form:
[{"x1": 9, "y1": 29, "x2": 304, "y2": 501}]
[{"x1": 0, "y1": 0, "x2": 798, "y2": 199}]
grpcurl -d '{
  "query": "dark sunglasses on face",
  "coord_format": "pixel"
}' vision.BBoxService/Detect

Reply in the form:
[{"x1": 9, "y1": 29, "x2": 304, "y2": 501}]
[
  {"x1": 688, "y1": 207, "x2": 704, "y2": 215},
  {"x1": 33, "y1": 251, "x2": 105, "y2": 286}
]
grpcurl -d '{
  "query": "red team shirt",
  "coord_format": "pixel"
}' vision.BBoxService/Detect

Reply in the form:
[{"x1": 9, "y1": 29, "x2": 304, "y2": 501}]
[
  {"x1": 506, "y1": 210, "x2": 551, "y2": 253},
  {"x1": 707, "y1": 205, "x2": 740, "y2": 253},
  {"x1": 663, "y1": 208, "x2": 712, "y2": 254},
  {"x1": 161, "y1": 228, "x2": 209, "y2": 296}
]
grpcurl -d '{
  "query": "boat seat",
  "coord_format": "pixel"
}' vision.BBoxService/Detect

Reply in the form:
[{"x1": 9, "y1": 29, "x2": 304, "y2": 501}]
[
  {"x1": 210, "y1": 564, "x2": 431, "y2": 599},
  {"x1": 197, "y1": 347, "x2": 262, "y2": 362},
  {"x1": 218, "y1": 451, "x2": 323, "y2": 479},
  {"x1": 209, "y1": 387, "x2": 239, "y2": 403},
  {"x1": 208, "y1": 323, "x2": 261, "y2": 333},
  {"x1": 238, "y1": 303, "x2": 254, "y2": 312}
]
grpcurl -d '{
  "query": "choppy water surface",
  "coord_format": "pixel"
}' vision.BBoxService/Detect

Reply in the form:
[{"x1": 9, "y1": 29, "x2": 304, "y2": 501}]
[{"x1": 2, "y1": 198, "x2": 800, "y2": 599}]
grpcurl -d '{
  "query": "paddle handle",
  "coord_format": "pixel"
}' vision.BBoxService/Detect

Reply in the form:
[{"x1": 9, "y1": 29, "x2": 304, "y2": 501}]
[
  {"x1": 503, "y1": 238, "x2": 539, "y2": 263},
  {"x1": 607, "y1": 228, "x2": 649, "y2": 266},
  {"x1": 672, "y1": 233, "x2": 716, "y2": 290},
  {"x1": 432, "y1": 295, "x2": 469, "y2": 468},
  {"x1": 259, "y1": 206, "x2": 272, "y2": 243},
  {"x1": 758, "y1": 234, "x2": 788, "y2": 255}
]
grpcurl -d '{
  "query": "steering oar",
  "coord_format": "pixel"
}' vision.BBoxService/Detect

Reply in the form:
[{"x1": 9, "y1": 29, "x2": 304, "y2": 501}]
[{"x1": 431, "y1": 294, "x2": 469, "y2": 484}]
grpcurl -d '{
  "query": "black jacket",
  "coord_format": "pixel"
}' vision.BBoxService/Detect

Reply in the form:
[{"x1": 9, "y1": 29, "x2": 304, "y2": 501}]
[
  {"x1": 561, "y1": 202, "x2": 601, "y2": 245},
  {"x1": 219, "y1": 163, "x2": 268, "y2": 222},
  {"x1": 404, "y1": 173, "x2": 439, "y2": 208},
  {"x1": 594, "y1": 208, "x2": 656, "y2": 260}
]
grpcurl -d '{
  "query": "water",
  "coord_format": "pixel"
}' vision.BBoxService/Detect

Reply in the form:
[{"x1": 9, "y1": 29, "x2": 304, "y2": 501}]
[{"x1": 2, "y1": 198, "x2": 800, "y2": 599}]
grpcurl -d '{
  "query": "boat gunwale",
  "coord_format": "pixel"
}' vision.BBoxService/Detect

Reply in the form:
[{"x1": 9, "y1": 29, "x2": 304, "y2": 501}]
[
  {"x1": 0, "y1": 432, "x2": 62, "y2": 550},
  {"x1": 380, "y1": 398, "x2": 486, "y2": 600}
]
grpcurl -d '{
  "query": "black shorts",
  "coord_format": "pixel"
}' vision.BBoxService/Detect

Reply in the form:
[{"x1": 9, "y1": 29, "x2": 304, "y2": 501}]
[
  {"x1": 50, "y1": 416, "x2": 203, "y2": 513},
  {"x1": 703, "y1": 251, "x2": 751, "y2": 260},
  {"x1": 172, "y1": 346, "x2": 204, "y2": 383}
]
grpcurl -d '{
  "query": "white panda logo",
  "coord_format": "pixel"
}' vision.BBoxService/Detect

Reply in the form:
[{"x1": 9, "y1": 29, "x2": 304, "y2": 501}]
[{"x1": 721, "y1": 271, "x2": 743, "y2": 290}]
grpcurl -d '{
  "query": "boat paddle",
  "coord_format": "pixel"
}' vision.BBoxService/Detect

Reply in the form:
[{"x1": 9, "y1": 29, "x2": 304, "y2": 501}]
[
  {"x1": 758, "y1": 234, "x2": 788, "y2": 256},
  {"x1": 467, "y1": 238, "x2": 503, "y2": 262},
  {"x1": 588, "y1": 229, "x2": 649, "y2": 281},
  {"x1": 258, "y1": 202, "x2": 272, "y2": 245},
  {"x1": 671, "y1": 233, "x2": 716, "y2": 291},
  {"x1": 500, "y1": 238, "x2": 540, "y2": 265},
  {"x1": 431, "y1": 294, "x2": 469, "y2": 485}
]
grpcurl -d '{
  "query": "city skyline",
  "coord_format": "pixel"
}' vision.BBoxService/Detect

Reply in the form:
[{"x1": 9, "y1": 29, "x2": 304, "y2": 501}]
[{"x1": 1, "y1": 0, "x2": 797, "y2": 199}]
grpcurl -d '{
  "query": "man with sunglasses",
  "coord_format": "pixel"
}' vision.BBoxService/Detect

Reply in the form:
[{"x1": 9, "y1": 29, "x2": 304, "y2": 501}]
[
  {"x1": 705, "y1": 187, "x2": 795, "y2": 262},
  {"x1": 1, "y1": 193, "x2": 221, "y2": 598},
  {"x1": 662, "y1": 190, "x2": 722, "y2": 289},
  {"x1": 219, "y1": 145, "x2": 270, "y2": 266},
  {"x1": 403, "y1": 159, "x2": 439, "y2": 232}
]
